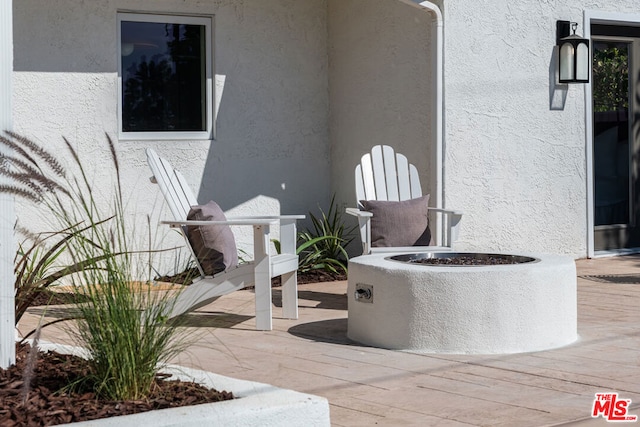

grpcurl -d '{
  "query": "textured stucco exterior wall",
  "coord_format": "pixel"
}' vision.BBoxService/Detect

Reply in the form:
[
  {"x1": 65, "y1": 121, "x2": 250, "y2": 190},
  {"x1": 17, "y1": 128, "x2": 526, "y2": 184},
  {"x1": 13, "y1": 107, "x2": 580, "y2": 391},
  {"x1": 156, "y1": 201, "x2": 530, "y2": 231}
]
[
  {"x1": 441, "y1": 0, "x2": 639, "y2": 256},
  {"x1": 329, "y1": 0, "x2": 640, "y2": 258},
  {"x1": 442, "y1": 1, "x2": 587, "y2": 255},
  {"x1": 328, "y1": 0, "x2": 434, "y2": 222},
  {"x1": 13, "y1": 0, "x2": 640, "y2": 265},
  {"x1": 12, "y1": 0, "x2": 329, "y2": 273}
]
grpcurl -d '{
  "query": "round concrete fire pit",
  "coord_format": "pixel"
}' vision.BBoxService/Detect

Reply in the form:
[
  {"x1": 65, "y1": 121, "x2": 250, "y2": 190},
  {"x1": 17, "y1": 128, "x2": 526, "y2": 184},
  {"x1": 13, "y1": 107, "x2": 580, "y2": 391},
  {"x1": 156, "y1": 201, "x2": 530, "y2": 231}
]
[{"x1": 347, "y1": 252, "x2": 577, "y2": 354}]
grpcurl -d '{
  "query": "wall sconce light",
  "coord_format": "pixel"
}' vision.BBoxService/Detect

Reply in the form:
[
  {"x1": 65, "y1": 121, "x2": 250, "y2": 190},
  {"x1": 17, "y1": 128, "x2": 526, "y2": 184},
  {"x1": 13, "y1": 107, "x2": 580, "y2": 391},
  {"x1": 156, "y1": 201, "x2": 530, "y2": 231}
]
[{"x1": 556, "y1": 20, "x2": 589, "y2": 84}]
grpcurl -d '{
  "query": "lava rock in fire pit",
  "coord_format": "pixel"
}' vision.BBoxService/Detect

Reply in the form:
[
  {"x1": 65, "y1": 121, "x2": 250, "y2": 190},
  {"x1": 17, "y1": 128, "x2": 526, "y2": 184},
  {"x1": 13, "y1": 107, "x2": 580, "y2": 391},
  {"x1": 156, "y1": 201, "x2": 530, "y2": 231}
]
[
  {"x1": 413, "y1": 256, "x2": 518, "y2": 265},
  {"x1": 388, "y1": 253, "x2": 537, "y2": 266}
]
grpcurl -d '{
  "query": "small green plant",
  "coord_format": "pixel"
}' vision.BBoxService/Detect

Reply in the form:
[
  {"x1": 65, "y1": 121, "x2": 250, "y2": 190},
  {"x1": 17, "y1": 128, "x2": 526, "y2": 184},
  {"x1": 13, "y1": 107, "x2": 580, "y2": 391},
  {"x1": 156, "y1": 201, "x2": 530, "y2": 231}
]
[
  {"x1": 295, "y1": 195, "x2": 356, "y2": 275},
  {"x1": 295, "y1": 234, "x2": 346, "y2": 274}
]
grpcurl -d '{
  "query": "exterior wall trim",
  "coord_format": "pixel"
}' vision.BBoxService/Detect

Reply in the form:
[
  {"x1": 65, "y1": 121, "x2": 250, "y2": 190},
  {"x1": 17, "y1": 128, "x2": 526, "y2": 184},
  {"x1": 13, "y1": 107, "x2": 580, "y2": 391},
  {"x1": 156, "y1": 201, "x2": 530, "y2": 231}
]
[{"x1": 0, "y1": 0, "x2": 14, "y2": 369}]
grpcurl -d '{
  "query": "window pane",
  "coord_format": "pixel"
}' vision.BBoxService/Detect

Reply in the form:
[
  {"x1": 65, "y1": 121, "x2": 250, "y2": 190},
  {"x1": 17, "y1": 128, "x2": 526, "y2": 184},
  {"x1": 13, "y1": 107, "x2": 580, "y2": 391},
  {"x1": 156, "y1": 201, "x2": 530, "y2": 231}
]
[
  {"x1": 592, "y1": 41, "x2": 630, "y2": 226},
  {"x1": 121, "y1": 21, "x2": 206, "y2": 132}
]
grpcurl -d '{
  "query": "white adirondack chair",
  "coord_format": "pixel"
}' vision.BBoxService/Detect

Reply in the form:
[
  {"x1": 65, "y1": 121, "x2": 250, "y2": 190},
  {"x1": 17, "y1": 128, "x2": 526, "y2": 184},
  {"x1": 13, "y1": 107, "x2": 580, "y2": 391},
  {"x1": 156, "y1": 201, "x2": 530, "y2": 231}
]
[
  {"x1": 346, "y1": 145, "x2": 462, "y2": 255},
  {"x1": 146, "y1": 148, "x2": 303, "y2": 331}
]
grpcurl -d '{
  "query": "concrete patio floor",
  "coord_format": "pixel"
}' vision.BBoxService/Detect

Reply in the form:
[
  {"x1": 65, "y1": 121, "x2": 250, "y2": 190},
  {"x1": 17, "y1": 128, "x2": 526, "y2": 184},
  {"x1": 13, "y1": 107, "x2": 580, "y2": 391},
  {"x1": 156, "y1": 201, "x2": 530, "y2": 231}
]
[{"x1": 19, "y1": 255, "x2": 640, "y2": 426}]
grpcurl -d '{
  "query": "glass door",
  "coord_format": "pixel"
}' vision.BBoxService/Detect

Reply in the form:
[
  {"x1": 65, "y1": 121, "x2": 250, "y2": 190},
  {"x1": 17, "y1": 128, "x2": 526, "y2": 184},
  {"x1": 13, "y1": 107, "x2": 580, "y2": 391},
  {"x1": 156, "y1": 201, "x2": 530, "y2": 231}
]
[{"x1": 592, "y1": 25, "x2": 640, "y2": 251}]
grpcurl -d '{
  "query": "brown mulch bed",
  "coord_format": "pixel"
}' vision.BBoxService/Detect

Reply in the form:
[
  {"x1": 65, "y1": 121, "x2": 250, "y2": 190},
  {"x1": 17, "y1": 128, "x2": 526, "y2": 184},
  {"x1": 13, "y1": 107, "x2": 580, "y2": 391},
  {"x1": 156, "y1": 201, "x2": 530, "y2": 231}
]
[
  {"x1": 0, "y1": 343, "x2": 234, "y2": 426},
  {"x1": 295, "y1": 270, "x2": 347, "y2": 284}
]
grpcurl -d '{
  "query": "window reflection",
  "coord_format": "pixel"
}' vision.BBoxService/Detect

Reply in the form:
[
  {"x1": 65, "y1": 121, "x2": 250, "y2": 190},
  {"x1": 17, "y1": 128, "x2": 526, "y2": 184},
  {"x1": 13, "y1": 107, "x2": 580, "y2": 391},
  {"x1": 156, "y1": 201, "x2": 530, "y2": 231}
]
[
  {"x1": 592, "y1": 41, "x2": 630, "y2": 226},
  {"x1": 121, "y1": 21, "x2": 205, "y2": 132}
]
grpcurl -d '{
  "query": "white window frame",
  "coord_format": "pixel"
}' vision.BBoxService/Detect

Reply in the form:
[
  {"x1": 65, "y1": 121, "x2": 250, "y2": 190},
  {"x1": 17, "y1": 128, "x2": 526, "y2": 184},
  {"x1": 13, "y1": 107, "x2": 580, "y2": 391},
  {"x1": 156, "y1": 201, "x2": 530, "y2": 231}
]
[{"x1": 117, "y1": 12, "x2": 214, "y2": 141}]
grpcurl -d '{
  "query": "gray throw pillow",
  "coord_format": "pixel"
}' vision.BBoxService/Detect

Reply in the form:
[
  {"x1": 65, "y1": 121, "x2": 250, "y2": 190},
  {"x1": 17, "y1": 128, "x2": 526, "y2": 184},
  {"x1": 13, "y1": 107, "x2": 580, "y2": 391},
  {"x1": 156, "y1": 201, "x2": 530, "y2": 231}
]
[
  {"x1": 186, "y1": 201, "x2": 239, "y2": 275},
  {"x1": 360, "y1": 195, "x2": 433, "y2": 247}
]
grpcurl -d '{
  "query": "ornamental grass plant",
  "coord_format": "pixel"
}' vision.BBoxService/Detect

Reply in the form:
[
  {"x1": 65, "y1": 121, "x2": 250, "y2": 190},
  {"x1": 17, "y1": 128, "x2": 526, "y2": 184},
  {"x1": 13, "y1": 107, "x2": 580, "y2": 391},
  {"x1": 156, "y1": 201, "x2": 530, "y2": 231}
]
[
  {"x1": 68, "y1": 249, "x2": 190, "y2": 401},
  {"x1": 0, "y1": 131, "x2": 191, "y2": 401}
]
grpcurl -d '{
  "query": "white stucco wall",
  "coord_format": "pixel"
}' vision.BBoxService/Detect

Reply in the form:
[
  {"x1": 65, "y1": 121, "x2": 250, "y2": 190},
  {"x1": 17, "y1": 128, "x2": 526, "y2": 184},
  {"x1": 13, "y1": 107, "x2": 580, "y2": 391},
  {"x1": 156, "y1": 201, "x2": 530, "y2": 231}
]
[
  {"x1": 330, "y1": 0, "x2": 583, "y2": 256},
  {"x1": 13, "y1": 0, "x2": 640, "y2": 265},
  {"x1": 328, "y1": 0, "x2": 435, "y2": 230},
  {"x1": 330, "y1": 0, "x2": 640, "y2": 258},
  {"x1": 12, "y1": 0, "x2": 329, "y2": 275},
  {"x1": 441, "y1": 1, "x2": 586, "y2": 255},
  {"x1": 441, "y1": 0, "x2": 640, "y2": 256}
]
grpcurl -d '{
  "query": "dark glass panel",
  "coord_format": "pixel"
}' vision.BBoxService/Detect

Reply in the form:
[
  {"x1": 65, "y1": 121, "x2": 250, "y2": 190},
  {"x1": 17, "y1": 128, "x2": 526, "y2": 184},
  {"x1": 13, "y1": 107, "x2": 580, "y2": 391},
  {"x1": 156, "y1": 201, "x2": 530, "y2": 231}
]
[
  {"x1": 593, "y1": 41, "x2": 630, "y2": 226},
  {"x1": 121, "y1": 21, "x2": 205, "y2": 132}
]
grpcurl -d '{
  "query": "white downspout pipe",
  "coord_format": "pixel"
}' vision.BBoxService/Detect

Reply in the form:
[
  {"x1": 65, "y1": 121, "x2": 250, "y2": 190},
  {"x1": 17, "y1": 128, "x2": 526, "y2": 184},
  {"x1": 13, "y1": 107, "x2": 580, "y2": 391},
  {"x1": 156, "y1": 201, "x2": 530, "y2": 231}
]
[{"x1": 398, "y1": 0, "x2": 445, "y2": 237}]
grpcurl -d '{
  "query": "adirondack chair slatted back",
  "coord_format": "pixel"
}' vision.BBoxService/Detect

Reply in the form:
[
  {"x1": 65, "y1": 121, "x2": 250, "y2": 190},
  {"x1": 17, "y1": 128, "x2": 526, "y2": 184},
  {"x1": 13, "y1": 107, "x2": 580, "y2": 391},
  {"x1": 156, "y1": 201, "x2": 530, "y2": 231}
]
[
  {"x1": 356, "y1": 145, "x2": 422, "y2": 207},
  {"x1": 146, "y1": 148, "x2": 198, "y2": 221},
  {"x1": 147, "y1": 148, "x2": 207, "y2": 277}
]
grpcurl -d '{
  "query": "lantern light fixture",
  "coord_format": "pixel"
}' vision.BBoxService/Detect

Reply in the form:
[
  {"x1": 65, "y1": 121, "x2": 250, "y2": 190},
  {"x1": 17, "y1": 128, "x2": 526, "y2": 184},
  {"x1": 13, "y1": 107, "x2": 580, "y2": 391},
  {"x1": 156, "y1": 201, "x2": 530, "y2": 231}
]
[{"x1": 556, "y1": 20, "x2": 589, "y2": 84}]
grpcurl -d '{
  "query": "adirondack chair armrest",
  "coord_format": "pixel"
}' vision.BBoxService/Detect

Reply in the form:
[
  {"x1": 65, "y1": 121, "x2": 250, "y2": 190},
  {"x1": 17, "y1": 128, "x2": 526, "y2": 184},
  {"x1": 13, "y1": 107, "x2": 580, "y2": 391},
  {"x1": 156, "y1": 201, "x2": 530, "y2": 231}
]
[
  {"x1": 163, "y1": 216, "x2": 305, "y2": 228},
  {"x1": 428, "y1": 207, "x2": 463, "y2": 217},
  {"x1": 426, "y1": 208, "x2": 463, "y2": 246},
  {"x1": 345, "y1": 207, "x2": 463, "y2": 254},
  {"x1": 161, "y1": 219, "x2": 279, "y2": 227},
  {"x1": 227, "y1": 215, "x2": 306, "y2": 254},
  {"x1": 427, "y1": 208, "x2": 463, "y2": 228},
  {"x1": 345, "y1": 207, "x2": 372, "y2": 218},
  {"x1": 345, "y1": 208, "x2": 373, "y2": 254},
  {"x1": 227, "y1": 215, "x2": 305, "y2": 224},
  {"x1": 161, "y1": 215, "x2": 303, "y2": 255},
  {"x1": 224, "y1": 215, "x2": 304, "y2": 254}
]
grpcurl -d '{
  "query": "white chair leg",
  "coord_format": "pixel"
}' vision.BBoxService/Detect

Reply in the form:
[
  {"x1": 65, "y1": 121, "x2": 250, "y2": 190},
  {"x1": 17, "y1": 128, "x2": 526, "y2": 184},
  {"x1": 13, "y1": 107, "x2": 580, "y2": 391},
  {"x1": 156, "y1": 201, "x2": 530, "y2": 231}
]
[
  {"x1": 450, "y1": 212, "x2": 463, "y2": 247},
  {"x1": 253, "y1": 224, "x2": 273, "y2": 331},
  {"x1": 281, "y1": 271, "x2": 298, "y2": 319}
]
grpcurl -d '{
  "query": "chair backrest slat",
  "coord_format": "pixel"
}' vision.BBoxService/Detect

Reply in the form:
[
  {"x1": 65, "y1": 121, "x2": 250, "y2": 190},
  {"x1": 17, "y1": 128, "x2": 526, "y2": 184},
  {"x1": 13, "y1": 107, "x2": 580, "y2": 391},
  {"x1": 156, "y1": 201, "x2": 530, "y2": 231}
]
[
  {"x1": 356, "y1": 145, "x2": 423, "y2": 204},
  {"x1": 395, "y1": 152, "x2": 411, "y2": 201},
  {"x1": 359, "y1": 152, "x2": 376, "y2": 201},
  {"x1": 146, "y1": 148, "x2": 207, "y2": 277},
  {"x1": 146, "y1": 148, "x2": 198, "y2": 220},
  {"x1": 408, "y1": 163, "x2": 422, "y2": 199},
  {"x1": 355, "y1": 164, "x2": 366, "y2": 206},
  {"x1": 381, "y1": 145, "x2": 399, "y2": 201},
  {"x1": 370, "y1": 145, "x2": 389, "y2": 201},
  {"x1": 172, "y1": 168, "x2": 199, "y2": 217}
]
